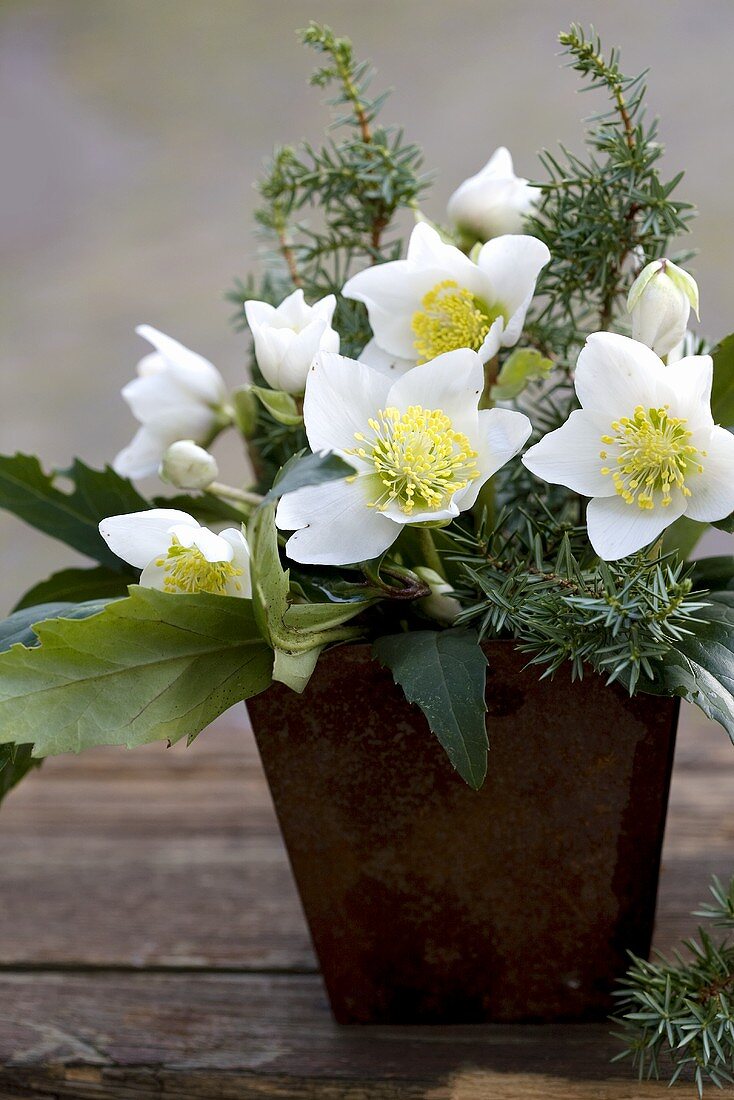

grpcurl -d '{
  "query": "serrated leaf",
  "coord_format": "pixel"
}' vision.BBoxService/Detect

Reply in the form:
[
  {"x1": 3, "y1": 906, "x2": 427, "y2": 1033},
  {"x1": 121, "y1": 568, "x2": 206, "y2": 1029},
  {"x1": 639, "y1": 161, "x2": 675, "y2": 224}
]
[
  {"x1": 13, "y1": 566, "x2": 134, "y2": 611},
  {"x1": 0, "y1": 599, "x2": 114, "y2": 652},
  {"x1": 262, "y1": 450, "x2": 356, "y2": 505},
  {"x1": 0, "y1": 454, "x2": 148, "y2": 568},
  {"x1": 248, "y1": 503, "x2": 369, "y2": 692},
  {"x1": 640, "y1": 592, "x2": 734, "y2": 741},
  {"x1": 251, "y1": 386, "x2": 303, "y2": 426},
  {"x1": 711, "y1": 334, "x2": 734, "y2": 428},
  {"x1": 373, "y1": 628, "x2": 489, "y2": 789},
  {"x1": 0, "y1": 587, "x2": 273, "y2": 757}
]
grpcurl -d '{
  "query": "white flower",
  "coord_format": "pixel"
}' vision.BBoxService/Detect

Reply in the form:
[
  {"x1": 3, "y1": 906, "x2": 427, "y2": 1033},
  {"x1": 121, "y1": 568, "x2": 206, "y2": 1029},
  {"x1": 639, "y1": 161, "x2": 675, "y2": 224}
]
[
  {"x1": 447, "y1": 146, "x2": 539, "y2": 241},
  {"x1": 627, "y1": 259, "x2": 700, "y2": 358},
  {"x1": 276, "y1": 349, "x2": 532, "y2": 566},
  {"x1": 159, "y1": 440, "x2": 219, "y2": 490},
  {"x1": 522, "y1": 332, "x2": 734, "y2": 561},
  {"x1": 244, "y1": 289, "x2": 339, "y2": 393},
  {"x1": 114, "y1": 326, "x2": 228, "y2": 481},
  {"x1": 99, "y1": 508, "x2": 251, "y2": 598},
  {"x1": 342, "y1": 222, "x2": 549, "y2": 374}
]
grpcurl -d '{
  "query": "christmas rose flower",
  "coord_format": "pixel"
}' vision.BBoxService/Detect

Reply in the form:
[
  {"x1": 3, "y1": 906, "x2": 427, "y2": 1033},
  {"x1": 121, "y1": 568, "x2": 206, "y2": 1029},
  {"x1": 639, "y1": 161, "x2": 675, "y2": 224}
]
[
  {"x1": 522, "y1": 332, "x2": 734, "y2": 560},
  {"x1": 244, "y1": 289, "x2": 339, "y2": 393},
  {"x1": 99, "y1": 509, "x2": 251, "y2": 597},
  {"x1": 114, "y1": 326, "x2": 228, "y2": 480},
  {"x1": 276, "y1": 349, "x2": 532, "y2": 565},
  {"x1": 342, "y1": 222, "x2": 549, "y2": 374},
  {"x1": 626, "y1": 259, "x2": 699, "y2": 358},
  {"x1": 447, "y1": 146, "x2": 539, "y2": 241}
]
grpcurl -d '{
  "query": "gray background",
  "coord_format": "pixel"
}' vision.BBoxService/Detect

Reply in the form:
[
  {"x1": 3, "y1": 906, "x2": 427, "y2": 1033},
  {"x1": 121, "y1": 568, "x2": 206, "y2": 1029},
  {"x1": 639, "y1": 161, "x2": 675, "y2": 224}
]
[{"x1": 2, "y1": 0, "x2": 733, "y2": 609}]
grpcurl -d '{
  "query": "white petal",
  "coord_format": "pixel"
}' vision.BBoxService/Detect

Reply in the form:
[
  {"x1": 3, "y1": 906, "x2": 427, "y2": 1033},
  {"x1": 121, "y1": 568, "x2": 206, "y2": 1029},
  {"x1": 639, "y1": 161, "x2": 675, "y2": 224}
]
[
  {"x1": 661, "y1": 355, "x2": 714, "y2": 430},
  {"x1": 244, "y1": 299, "x2": 277, "y2": 329},
  {"x1": 303, "y1": 351, "x2": 391, "y2": 455},
  {"x1": 477, "y1": 315, "x2": 505, "y2": 363},
  {"x1": 359, "y1": 338, "x2": 416, "y2": 376},
  {"x1": 121, "y1": 371, "x2": 211, "y2": 427},
  {"x1": 574, "y1": 333, "x2": 663, "y2": 419},
  {"x1": 386, "y1": 349, "x2": 483, "y2": 432},
  {"x1": 476, "y1": 235, "x2": 550, "y2": 318},
  {"x1": 99, "y1": 509, "x2": 198, "y2": 569},
  {"x1": 113, "y1": 427, "x2": 167, "y2": 480},
  {"x1": 586, "y1": 495, "x2": 686, "y2": 561},
  {"x1": 277, "y1": 475, "x2": 397, "y2": 566},
  {"x1": 139, "y1": 558, "x2": 168, "y2": 591},
  {"x1": 684, "y1": 427, "x2": 734, "y2": 522},
  {"x1": 135, "y1": 325, "x2": 226, "y2": 405},
  {"x1": 190, "y1": 527, "x2": 234, "y2": 563},
  {"x1": 343, "y1": 260, "x2": 440, "y2": 359},
  {"x1": 219, "y1": 528, "x2": 252, "y2": 598},
  {"x1": 460, "y1": 408, "x2": 532, "y2": 509},
  {"x1": 522, "y1": 410, "x2": 616, "y2": 497}
]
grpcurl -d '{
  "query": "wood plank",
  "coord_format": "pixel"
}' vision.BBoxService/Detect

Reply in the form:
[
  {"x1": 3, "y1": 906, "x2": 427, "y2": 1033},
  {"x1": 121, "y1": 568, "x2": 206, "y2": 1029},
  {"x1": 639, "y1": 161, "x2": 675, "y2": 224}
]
[
  {"x1": 0, "y1": 705, "x2": 731, "y2": 969},
  {"x1": 0, "y1": 971, "x2": 680, "y2": 1099}
]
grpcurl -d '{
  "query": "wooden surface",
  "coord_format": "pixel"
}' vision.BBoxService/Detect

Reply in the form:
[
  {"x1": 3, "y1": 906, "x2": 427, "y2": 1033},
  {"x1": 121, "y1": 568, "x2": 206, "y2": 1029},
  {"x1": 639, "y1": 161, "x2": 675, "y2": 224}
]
[{"x1": 0, "y1": 703, "x2": 731, "y2": 1099}]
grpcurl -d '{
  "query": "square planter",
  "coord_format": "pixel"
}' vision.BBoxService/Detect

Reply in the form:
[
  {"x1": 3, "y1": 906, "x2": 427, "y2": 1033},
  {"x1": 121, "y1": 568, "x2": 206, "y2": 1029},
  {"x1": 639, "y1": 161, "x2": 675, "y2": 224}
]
[{"x1": 247, "y1": 640, "x2": 678, "y2": 1024}]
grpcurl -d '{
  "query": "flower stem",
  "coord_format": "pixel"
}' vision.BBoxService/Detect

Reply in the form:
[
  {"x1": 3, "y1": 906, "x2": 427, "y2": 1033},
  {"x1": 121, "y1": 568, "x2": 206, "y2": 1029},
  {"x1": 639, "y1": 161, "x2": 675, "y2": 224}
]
[
  {"x1": 209, "y1": 482, "x2": 264, "y2": 507},
  {"x1": 415, "y1": 527, "x2": 446, "y2": 580}
]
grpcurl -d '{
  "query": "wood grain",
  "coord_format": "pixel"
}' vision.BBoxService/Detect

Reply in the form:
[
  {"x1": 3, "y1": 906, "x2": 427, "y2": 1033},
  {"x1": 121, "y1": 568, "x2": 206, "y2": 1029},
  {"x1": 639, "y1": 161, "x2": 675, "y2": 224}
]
[{"x1": 0, "y1": 702, "x2": 731, "y2": 1096}]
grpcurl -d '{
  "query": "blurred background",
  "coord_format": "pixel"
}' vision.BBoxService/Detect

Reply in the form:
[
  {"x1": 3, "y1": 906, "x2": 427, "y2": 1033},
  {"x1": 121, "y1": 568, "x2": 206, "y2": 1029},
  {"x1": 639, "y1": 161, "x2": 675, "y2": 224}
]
[{"x1": 2, "y1": 0, "x2": 733, "y2": 610}]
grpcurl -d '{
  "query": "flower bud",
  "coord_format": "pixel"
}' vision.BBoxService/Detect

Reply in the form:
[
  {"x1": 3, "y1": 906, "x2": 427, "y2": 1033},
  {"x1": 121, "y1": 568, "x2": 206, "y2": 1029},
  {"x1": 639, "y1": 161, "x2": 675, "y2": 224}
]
[
  {"x1": 414, "y1": 567, "x2": 461, "y2": 625},
  {"x1": 244, "y1": 289, "x2": 339, "y2": 394},
  {"x1": 447, "y1": 146, "x2": 538, "y2": 243},
  {"x1": 626, "y1": 259, "x2": 700, "y2": 358},
  {"x1": 159, "y1": 440, "x2": 219, "y2": 490}
]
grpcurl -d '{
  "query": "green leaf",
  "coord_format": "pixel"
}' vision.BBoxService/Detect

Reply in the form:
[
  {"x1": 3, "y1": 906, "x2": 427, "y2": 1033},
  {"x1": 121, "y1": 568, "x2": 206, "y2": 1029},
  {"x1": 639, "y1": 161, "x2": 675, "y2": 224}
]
[
  {"x1": 373, "y1": 628, "x2": 489, "y2": 789},
  {"x1": 13, "y1": 566, "x2": 134, "y2": 611},
  {"x1": 0, "y1": 744, "x2": 41, "y2": 804},
  {"x1": 251, "y1": 386, "x2": 303, "y2": 427},
  {"x1": 0, "y1": 599, "x2": 115, "y2": 653},
  {"x1": 690, "y1": 557, "x2": 734, "y2": 591},
  {"x1": 490, "y1": 347, "x2": 553, "y2": 401},
  {"x1": 640, "y1": 592, "x2": 734, "y2": 742},
  {"x1": 0, "y1": 587, "x2": 273, "y2": 757},
  {"x1": 0, "y1": 454, "x2": 148, "y2": 568},
  {"x1": 712, "y1": 510, "x2": 734, "y2": 535},
  {"x1": 262, "y1": 450, "x2": 355, "y2": 505},
  {"x1": 152, "y1": 492, "x2": 248, "y2": 525},
  {"x1": 248, "y1": 503, "x2": 369, "y2": 692},
  {"x1": 711, "y1": 334, "x2": 734, "y2": 428}
]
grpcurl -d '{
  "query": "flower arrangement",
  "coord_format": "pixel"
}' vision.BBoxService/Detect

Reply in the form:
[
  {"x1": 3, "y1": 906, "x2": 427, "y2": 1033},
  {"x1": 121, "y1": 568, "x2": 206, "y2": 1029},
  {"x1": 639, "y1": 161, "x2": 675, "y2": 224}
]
[{"x1": 1, "y1": 21, "x2": 734, "y2": 1088}]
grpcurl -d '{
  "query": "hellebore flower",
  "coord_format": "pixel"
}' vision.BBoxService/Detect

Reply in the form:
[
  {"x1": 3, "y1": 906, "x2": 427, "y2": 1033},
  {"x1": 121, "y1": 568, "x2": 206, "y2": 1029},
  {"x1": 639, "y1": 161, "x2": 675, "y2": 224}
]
[
  {"x1": 99, "y1": 509, "x2": 251, "y2": 597},
  {"x1": 276, "y1": 349, "x2": 531, "y2": 566},
  {"x1": 522, "y1": 332, "x2": 734, "y2": 560},
  {"x1": 342, "y1": 222, "x2": 549, "y2": 373},
  {"x1": 447, "y1": 146, "x2": 538, "y2": 242},
  {"x1": 114, "y1": 327, "x2": 228, "y2": 480}
]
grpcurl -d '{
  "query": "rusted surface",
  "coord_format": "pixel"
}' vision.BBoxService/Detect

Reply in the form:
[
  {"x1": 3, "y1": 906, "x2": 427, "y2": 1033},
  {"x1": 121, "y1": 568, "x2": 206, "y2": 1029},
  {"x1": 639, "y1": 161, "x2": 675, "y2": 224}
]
[{"x1": 247, "y1": 641, "x2": 679, "y2": 1025}]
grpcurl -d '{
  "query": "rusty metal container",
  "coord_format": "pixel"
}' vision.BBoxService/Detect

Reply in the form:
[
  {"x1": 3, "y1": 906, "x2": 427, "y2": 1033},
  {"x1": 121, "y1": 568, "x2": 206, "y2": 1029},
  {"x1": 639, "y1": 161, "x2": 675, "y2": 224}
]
[{"x1": 247, "y1": 640, "x2": 679, "y2": 1024}]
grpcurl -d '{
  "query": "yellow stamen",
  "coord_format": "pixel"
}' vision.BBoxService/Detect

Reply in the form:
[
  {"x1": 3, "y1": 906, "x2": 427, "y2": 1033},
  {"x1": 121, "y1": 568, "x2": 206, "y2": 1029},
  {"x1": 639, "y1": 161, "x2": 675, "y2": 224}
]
[
  {"x1": 599, "y1": 405, "x2": 703, "y2": 510},
  {"x1": 349, "y1": 405, "x2": 479, "y2": 516},
  {"x1": 411, "y1": 279, "x2": 502, "y2": 363},
  {"x1": 161, "y1": 537, "x2": 243, "y2": 595}
]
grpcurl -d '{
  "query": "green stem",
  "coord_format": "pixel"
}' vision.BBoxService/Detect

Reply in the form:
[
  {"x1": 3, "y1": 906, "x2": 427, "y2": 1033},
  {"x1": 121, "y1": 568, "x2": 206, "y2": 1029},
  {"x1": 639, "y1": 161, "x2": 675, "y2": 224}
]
[
  {"x1": 415, "y1": 527, "x2": 446, "y2": 580},
  {"x1": 209, "y1": 482, "x2": 263, "y2": 507}
]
